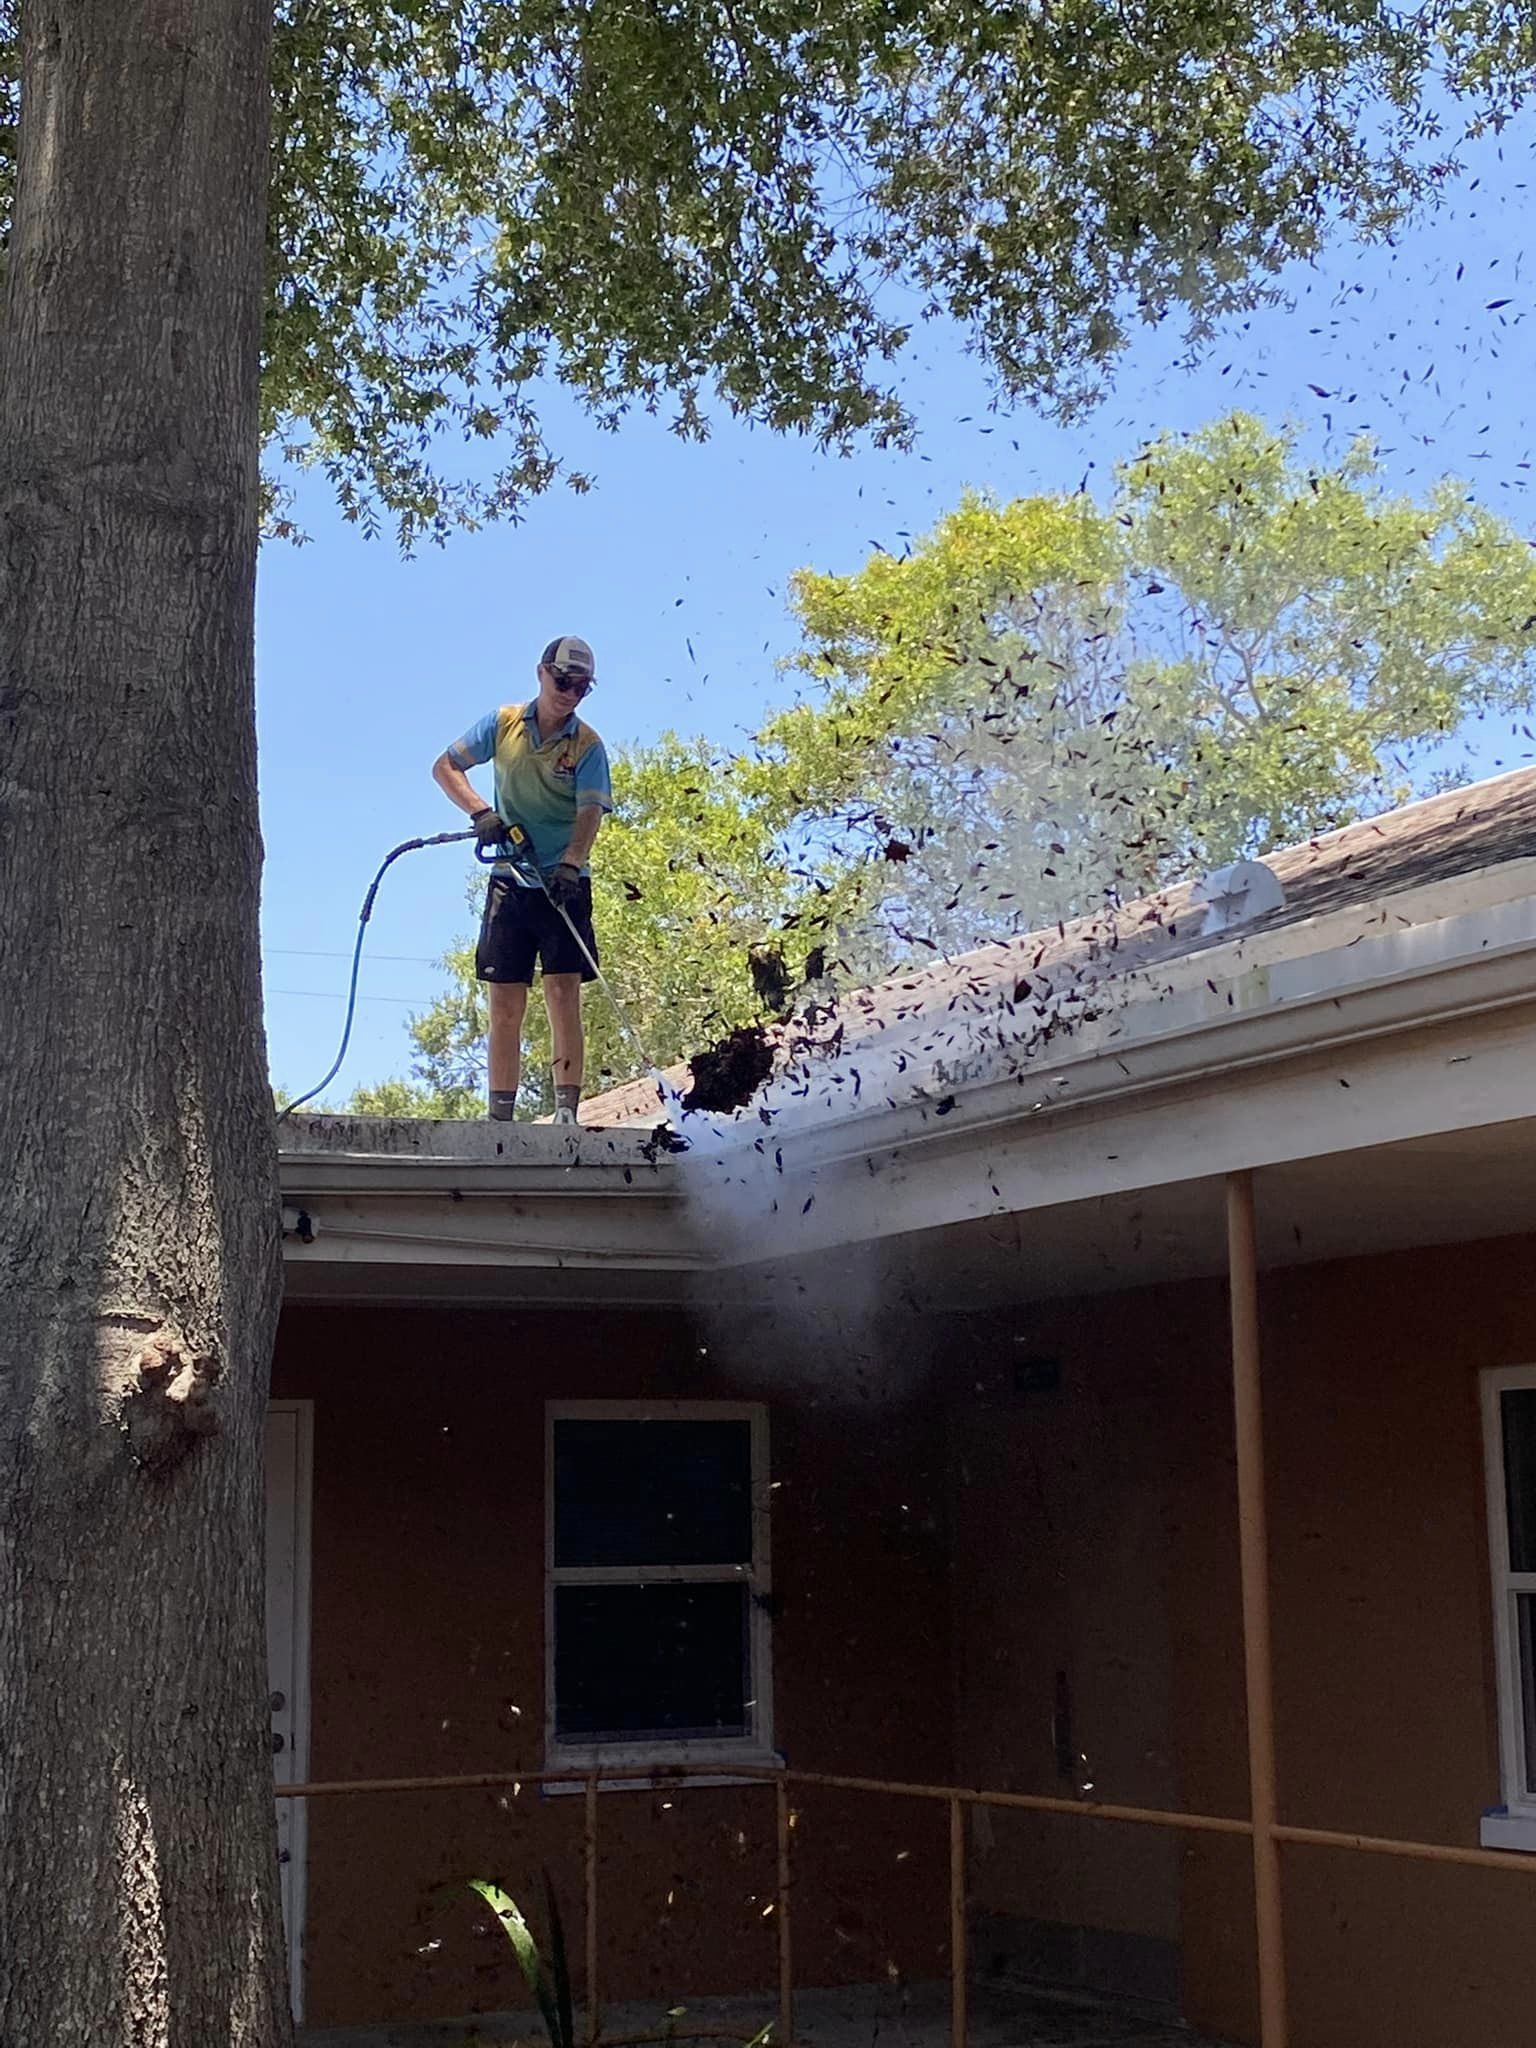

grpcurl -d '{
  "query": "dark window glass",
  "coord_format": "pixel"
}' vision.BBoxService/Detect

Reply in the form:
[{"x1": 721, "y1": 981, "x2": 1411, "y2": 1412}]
[
  {"x1": 553, "y1": 1419, "x2": 753, "y2": 1568},
  {"x1": 553, "y1": 1583, "x2": 750, "y2": 1741},
  {"x1": 1519, "y1": 1594, "x2": 1536, "y2": 1798},
  {"x1": 1503, "y1": 1389, "x2": 1536, "y2": 1575}
]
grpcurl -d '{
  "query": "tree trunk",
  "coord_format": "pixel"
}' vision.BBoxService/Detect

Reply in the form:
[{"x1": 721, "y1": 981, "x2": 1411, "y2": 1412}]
[{"x1": 0, "y1": 3, "x2": 289, "y2": 2043}]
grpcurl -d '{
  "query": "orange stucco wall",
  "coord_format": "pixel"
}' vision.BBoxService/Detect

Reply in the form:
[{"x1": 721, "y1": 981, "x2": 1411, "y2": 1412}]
[
  {"x1": 272, "y1": 1306, "x2": 954, "y2": 2029},
  {"x1": 944, "y1": 1234, "x2": 1536, "y2": 2048},
  {"x1": 946, "y1": 1308, "x2": 1187, "y2": 1997}
]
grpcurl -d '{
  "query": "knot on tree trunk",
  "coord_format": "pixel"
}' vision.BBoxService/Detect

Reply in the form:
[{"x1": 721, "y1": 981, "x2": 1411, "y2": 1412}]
[{"x1": 122, "y1": 1330, "x2": 222, "y2": 1470}]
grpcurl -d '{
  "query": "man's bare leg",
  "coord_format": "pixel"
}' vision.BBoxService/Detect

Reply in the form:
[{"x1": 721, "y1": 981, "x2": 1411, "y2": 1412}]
[
  {"x1": 487, "y1": 981, "x2": 529, "y2": 1119},
  {"x1": 544, "y1": 973, "x2": 584, "y2": 1120}
]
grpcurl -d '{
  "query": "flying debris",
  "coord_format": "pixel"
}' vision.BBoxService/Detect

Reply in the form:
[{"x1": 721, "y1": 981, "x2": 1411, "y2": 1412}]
[{"x1": 682, "y1": 1025, "x2": 777, "y2": 1114}]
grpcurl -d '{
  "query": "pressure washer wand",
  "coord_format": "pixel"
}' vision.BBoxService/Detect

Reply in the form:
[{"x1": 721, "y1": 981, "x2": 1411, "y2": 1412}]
[
  {"x1": 544, "y1": 894, "x2": 667, "y2": 1090},
  {"x1": 485, "y1": 832, "x2": 668, "y2": 1090}
]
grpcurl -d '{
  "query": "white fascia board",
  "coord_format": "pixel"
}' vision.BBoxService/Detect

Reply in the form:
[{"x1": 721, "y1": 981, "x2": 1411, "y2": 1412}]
[{"x1": 280, "y1": 1196, "x2": 704, "y2": 1261}]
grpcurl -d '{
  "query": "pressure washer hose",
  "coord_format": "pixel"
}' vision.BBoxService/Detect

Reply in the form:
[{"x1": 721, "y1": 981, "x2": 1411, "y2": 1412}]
[
  {"x1": 276, "y1": 827, "x2": 667, "y2": 1124},
  {"x1": 276, "y1": 829, "x2": 477, "y2": 1123}
]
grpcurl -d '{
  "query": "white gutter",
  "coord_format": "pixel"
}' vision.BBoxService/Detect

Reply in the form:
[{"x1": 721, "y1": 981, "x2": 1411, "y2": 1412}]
[
  {"x1": 283, "y1": 1217, "x2": 703, "y2": 1269},
  {"x1": 278, "y1": 1119, "x2": 684, "y2": 1198},
  {"x1": 280, "y1": 1157, "x2": 681, "y2": 1197},
  {"x1": 277, "y1": 1128, "x2": 694, "y2": 1277}
]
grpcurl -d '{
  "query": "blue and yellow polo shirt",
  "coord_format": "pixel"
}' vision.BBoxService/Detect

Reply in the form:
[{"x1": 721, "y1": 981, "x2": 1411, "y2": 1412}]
[{"x1": 449, "y1": 702, "x2": 614, "y2": 884}]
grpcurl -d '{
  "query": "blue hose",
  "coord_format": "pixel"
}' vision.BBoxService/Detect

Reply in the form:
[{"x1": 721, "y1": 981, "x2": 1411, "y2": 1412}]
[{"x1": 275, "y1": 828, "x2": 475, "y2": 1123}]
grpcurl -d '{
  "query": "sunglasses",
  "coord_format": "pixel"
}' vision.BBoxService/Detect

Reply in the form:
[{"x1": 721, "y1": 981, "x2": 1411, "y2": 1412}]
[{"x1": 548, "y1": 669, "x2": 593, "y2": 699}]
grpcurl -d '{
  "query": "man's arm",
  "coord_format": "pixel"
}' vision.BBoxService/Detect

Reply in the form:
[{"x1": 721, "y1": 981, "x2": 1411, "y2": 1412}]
[
  {"x1": 562, "y1": 736, "x2": 613, "y2": 871},
  {"x1": 561, "y1": 802, "x2": 604, "y2": 871},
  {"x1": 432, "y1": 748, "x2": 490, "y2": 820}
]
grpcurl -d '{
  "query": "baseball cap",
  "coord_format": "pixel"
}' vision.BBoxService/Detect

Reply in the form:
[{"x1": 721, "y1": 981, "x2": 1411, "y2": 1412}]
[{"x1": 541, "y1": 635, "x2": 596, "y2": 680}]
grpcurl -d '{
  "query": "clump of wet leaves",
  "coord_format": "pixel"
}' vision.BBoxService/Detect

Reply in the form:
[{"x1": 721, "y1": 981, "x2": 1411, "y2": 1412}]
[{"x1": 682, "y1": 1025, "x2": 776, "y2": 1113}]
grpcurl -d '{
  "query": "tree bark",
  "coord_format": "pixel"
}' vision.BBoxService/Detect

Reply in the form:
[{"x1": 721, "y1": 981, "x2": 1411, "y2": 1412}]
[{"x1": 0, "y1": 3, "x2": 289, "y2": 2043}]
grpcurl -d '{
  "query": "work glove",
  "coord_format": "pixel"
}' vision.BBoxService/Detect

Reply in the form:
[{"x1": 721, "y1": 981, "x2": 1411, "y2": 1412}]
[
  {"x1": 471, "y1": 807, "x2": 507, "y2": 847},
  {"x1": 547, "y1": 862, "x2": 583, "y2": 911}
]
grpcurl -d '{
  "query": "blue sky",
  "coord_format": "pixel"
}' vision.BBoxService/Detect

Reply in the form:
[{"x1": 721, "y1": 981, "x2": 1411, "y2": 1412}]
[{"x1": 257, "y1": 119, "x2": 1534, "y2": 1101}]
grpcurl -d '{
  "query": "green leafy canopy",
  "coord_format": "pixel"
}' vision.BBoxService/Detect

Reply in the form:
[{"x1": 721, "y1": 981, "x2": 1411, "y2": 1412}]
[{"x1": 1, "y1": 0, "x2": 1508, "y2": 547}]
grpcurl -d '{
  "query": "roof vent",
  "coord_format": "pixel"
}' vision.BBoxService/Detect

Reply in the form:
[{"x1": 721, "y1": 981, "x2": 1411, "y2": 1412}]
[{"x1": 1190, "y1": 859, "x2": 1285, "y2": 936}]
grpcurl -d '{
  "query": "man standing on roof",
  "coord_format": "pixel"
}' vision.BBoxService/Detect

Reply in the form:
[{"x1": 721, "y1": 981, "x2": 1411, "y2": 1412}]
[{"x1": 432, "y1": 636, "x2": 613, "y2": 1124}]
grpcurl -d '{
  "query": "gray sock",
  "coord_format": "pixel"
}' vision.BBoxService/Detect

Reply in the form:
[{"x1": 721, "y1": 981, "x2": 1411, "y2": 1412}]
[
  {"x1": 555, "y1": 1083, "x2": 581, "y2": 1112},
  {"x1": 488, "y1": 1090, "x2": 517, "y2": 1122}
]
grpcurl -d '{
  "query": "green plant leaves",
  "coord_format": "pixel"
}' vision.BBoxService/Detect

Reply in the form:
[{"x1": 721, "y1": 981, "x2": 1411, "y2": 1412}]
[{"x1": 468, "y1": 1880, "x2": 571, "y2": 2048}]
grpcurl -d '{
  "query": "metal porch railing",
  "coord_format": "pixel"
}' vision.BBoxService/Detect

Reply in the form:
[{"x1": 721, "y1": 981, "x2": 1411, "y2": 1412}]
[{"x1": 277, "y1": 1756, "x2": 1536, "y2": 2048}]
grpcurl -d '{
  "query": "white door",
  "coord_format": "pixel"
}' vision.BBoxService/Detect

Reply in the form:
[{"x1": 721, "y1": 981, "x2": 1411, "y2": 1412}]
[{"x1": 266, "y1": 1402, "x2": 313, "y2": 2023}]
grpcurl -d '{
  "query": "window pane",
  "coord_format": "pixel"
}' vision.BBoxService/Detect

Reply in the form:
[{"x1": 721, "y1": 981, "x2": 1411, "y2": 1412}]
[
  {"x1": 1502, "y1": 1389, "x2": 1536, "y2": 1574},
  {"x1": 1519, "y1": 1594, "x2": 1536, "y2": 1799},
  {"x1": 553, "y1": 1583, "x2": 750, "y2": 1742},
  {"x1": 553, "y1": 1419, "x2": 753, "y2": 1568}
]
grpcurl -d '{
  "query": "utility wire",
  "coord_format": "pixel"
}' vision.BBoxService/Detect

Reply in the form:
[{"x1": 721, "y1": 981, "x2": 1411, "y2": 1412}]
[
  {"x1": 268, "y1": 988, "x2": 436, "y2": 1006},
  {"x1": 267, "y1": 946, "x2": 445, "y2": 965}
]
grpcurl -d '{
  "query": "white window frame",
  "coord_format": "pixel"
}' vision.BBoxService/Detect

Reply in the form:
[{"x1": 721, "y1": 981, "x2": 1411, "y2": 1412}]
[
  {"x1": 266, "y1": 1400, "x2": 314, "y2": 2021},
  {"x1": 1481, "y1": 1367, "x2": 1536, "y2": 1837},
  {"x1": 545, "y1": 1400, "x2": 775, "y2": 1779}
]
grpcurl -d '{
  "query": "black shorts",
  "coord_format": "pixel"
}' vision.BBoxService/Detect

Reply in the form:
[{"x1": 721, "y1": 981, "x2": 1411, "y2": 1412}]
[{"x1": 475, "y1": 873, "x2": 599, "y2": 984}]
